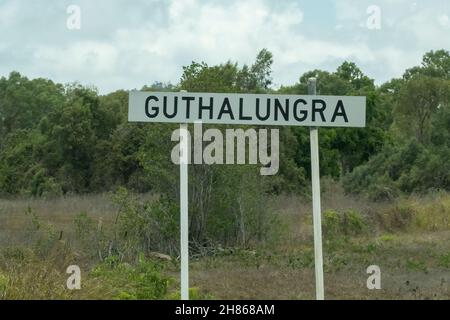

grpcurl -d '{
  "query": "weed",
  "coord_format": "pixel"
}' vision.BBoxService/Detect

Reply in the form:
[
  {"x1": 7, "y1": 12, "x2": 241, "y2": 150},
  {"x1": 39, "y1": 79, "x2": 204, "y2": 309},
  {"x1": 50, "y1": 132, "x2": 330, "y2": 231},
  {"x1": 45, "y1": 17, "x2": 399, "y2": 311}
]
[
  {"x1": 438, "y1": 253, "x2": 450, "y2": 268},
  {"x1": 379, "y1": 234, "x2": 396, "y2": 242},
  {"x1": 405, "y1": 258, "x2": 428, "y2": 273},
  {"x1": 91, "y1": 254, "x2": 172, "y2": 300},
  {"x1": 323, "y1": 209, "x2": 367, "y2": 238}
]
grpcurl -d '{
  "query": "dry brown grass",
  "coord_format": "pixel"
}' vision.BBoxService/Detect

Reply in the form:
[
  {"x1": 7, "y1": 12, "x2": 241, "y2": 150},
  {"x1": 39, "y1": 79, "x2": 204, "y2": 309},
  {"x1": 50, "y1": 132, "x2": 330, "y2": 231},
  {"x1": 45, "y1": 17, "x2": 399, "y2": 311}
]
[
  {"x1": 0, "y1": 194, "x2": 115, "y2": 245},
  {"x1": 0, "y1": 193, "x2": 159, "y2": 246},
  {"x1": 1, "y1": 188, "x2": 449, "y2": 300},
  {"x1": 187, "y1": 187, "x2": 450, "y2": 300},
  {"x1": 188, "y1": 228, "x2": 450, "y2": 300}
]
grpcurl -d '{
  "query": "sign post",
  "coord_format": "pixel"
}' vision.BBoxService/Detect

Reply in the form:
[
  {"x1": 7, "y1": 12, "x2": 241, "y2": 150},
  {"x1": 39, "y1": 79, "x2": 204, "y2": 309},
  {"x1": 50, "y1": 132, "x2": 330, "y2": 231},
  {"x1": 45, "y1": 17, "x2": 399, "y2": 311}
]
[
  {"x1": 128, "y1": 86, "x2": 366, "y2": 301},
  {"x1": 179, "y1": 91, "x2": 189, "y2": 300},
  {"x1": 308, "y1": 78, "x2": 324, "y2": 300},
  {"x1": 179, "y1": 122, "x2": 189, "y2": 300}
]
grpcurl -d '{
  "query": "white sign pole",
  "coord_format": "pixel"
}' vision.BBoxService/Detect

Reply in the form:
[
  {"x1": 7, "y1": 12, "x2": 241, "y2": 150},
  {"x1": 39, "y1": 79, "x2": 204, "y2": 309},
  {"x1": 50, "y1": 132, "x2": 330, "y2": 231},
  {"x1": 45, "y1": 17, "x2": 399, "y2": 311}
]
[
  {"x1": 308, "y1": 78, "x2": 325, "y2": 300},
  {"x1": 179, "y1": 91, "x2": 189, "y2": 300}
]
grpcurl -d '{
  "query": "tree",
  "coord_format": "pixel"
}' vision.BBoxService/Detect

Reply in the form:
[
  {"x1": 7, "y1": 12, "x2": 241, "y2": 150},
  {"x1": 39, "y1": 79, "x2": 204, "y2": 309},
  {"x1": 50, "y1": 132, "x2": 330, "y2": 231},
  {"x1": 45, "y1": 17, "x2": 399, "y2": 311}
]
[
  {"x1": 248, "y1": 48, "x2": 273, "y2": 91},
  {"x1": 140, "y1": 50, "x2": 279, "y2": 247},
  {"x1": 344, "y1": 51, "x2": 450, "y2": 197},
  {"x1": 0, "y1": 72, "x2": 64, "y2": 144},
  {"x1": 180, "y1": 49, "x2": 274, "y2": 94},
  {"x1": 285, "y1": 62, "x2": 386, "y2": 175},
  {"x1": 404, "y1": 50, "x2": 450, "y2": 80},
  {"x1": 395, "y1": 76, "x2": 450, "y2": 144},
  {"x1": 336, "y1": 62, "x2": 374, "y2": 90}
]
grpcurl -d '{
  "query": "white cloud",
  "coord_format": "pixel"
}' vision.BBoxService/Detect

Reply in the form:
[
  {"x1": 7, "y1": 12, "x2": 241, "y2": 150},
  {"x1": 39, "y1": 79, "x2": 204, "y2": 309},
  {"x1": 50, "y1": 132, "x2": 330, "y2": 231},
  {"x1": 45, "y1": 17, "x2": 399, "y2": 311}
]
[
  {"x1": 0, "y1": 0, "x2": 449, "y2": 93},
  {"x1": 34, "y1": 42, "x2": 119, "y2": 75},
  {"x1": 331, "y1": 0, "x2": 450, "y2": 82}
]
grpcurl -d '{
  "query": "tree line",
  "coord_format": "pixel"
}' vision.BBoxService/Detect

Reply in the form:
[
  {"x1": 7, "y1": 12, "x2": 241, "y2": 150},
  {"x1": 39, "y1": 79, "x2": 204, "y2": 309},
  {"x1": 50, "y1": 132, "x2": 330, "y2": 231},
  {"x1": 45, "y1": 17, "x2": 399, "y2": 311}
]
[{"x1": 0, "y1": 49, "x2": 449, "y2": 201}]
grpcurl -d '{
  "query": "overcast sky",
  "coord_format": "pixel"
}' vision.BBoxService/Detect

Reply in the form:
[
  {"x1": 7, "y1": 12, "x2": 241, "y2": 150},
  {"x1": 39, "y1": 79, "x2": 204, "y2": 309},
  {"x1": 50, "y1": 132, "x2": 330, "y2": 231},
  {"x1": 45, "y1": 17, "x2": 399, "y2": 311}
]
[{"x1": 0, "y1": 0, "x2": 449, "y2": 94}]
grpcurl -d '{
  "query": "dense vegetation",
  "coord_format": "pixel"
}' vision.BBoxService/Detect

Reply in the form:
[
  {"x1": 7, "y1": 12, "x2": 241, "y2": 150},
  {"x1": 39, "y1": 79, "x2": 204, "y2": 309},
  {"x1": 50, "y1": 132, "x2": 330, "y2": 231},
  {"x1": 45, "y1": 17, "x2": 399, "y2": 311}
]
[
  {"x1": 1, "y1": 49, "x2": 449, "y2": 250},
  {"x1": 1, "y1": 50, "x2": 450, "y2": 300}
]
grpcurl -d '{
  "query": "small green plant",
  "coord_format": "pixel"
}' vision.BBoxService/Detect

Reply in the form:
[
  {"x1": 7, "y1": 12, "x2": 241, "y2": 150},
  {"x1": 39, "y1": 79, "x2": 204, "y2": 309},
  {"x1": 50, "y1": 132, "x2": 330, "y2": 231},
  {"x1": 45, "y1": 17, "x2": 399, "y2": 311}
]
[
  {"x1": 438, "y1": 253, "x2": 450, "y2": 268},
  {"x1": 286, "y1": 249, "x2": 315, "y2": 269},
  {"x1": 323, "y1": 210, "x2": 341, "y2": 237},
  {"x1": 74, "y1": 211, "x2": 95, "y2": 240},
  {"x1": 24, "y1": 207, "x2": 59, "y2": 257},
  {"x1": 352, "y1": 241, "x2": 378, "y2": 254},
  {"x1": 342, "y1": 209, "x2": 367, "y2": 236},
  {"x1": 405, "y1": 258, "x2": 428, "y2": 273},
  {"x1": 91, "y1": 254, "x2": 172, "y2": 300},
  {"x1": 379, "y1": 234, "x2": 396, "y2": 242},
  {"x1": 323, "y1": 209, "x2": 367, "y2": 238}
]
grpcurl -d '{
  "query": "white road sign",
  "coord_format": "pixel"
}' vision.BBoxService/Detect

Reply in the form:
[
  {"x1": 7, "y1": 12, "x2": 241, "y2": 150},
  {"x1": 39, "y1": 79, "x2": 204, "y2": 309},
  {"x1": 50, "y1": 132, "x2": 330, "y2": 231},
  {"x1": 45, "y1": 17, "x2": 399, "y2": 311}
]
[
  {"x1": 129, "y1": 91, "x2": 366, "y2": 127},
  {"x1": 128, "y1": 82, "x2": 367, "y2": 301}
]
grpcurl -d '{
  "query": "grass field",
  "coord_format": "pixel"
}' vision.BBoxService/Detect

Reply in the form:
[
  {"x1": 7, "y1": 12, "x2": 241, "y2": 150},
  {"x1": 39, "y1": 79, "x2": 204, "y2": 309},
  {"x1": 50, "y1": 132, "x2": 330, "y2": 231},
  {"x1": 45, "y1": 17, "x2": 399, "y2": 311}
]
[{"x1": 0, "y1": 186, "x2": 449, "y2": 300}]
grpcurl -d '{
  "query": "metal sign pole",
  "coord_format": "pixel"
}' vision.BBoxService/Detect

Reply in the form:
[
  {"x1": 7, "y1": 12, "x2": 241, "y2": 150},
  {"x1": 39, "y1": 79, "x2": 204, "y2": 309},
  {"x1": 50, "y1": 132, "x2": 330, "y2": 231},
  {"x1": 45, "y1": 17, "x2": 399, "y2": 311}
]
[
  {"x1": 308, "y1": 78, "x2": 325, "y2": 300},
  {"x1": 180, "y1": 122, "x2": 189, "y2": 300},
  {"x1": 179, "y1": 90, "x2": 189, "y2": 300}
]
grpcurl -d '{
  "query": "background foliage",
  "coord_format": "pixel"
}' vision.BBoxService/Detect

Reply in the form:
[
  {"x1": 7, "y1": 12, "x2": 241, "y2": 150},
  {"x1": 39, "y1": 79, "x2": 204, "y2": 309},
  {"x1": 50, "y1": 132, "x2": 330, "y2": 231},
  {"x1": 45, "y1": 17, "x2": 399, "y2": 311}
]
[{"x1": 1, "y1": 49, "x2": 449, "y2": 247}]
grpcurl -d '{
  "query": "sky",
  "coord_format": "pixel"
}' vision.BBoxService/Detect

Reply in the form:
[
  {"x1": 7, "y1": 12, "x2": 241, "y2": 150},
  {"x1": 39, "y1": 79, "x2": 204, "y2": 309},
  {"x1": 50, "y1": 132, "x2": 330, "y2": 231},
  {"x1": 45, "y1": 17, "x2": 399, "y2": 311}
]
[{"x1": 0, "y1": 0, "x2": 449, "y2": 94}]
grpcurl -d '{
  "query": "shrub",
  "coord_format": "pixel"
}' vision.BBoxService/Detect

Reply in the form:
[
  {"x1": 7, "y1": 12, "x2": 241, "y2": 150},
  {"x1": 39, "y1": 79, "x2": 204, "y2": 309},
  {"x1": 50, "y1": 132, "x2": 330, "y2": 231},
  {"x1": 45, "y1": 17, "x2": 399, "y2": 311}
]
[
  {"x1": 111, "y1": 188, "x2": 179, "y2": 259},
  {"x1": 91, "y1": 255, "x2": 172, "y2": 300},
  {"x1": 379, "y1": 234, "x2": 396, "y2": 242},
  {"x1": 323, "y1": 209, "x2": 367, "y2": 238},
  {"x1": 377, "y1": 205, "x2": 415, "y2": 231},
  {"x1": 413, "y1": 194, "x2": 450, "y2": 231},
  {"x1": 344, "y1": 139, "x2": 450, "y2": 199},
  {"x1": 438, "y1": 253, "x2": 450, "y2": 268},
  {"x1": 323, "y1": 210, "x2": 341, "y2": 237},
  {"x1": 365, "y1": 174, "x2": 399, "y2": 201},
  {"x1": 342, "y1": 209, "x2": 367, "y2": 236},
  {"x1": 24, "y1": 207, "x2": 60, "y2": 257}
]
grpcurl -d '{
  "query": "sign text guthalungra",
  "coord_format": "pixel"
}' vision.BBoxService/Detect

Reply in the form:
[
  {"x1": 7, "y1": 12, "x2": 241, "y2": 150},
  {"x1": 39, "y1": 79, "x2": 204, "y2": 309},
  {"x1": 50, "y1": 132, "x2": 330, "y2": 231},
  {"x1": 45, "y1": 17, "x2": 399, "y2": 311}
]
[{"x1": 129, "y1": 92, "x2": 366, "y2": 127}]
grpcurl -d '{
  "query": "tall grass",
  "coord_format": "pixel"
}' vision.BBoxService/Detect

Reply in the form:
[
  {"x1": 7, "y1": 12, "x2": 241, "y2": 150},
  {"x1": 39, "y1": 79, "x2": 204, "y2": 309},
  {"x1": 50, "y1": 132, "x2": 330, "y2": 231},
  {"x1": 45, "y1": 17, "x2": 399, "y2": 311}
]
[{"x1": 0, "y1": 188, "x2": 449, "y2": 299}]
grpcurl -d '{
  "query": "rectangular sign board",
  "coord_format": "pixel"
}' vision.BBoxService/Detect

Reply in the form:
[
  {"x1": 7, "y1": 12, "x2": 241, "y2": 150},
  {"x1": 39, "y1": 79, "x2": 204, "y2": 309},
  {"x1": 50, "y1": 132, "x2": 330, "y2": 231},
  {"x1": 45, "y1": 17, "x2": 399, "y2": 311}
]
[{"x1": 129, "y1": 91, "x2": 366, "y2": 127}]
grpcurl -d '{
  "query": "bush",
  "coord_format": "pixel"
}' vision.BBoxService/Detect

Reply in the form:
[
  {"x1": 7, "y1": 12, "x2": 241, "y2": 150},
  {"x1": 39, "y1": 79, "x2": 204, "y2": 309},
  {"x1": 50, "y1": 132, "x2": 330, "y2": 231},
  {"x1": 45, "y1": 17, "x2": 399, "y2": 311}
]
[
  {"x1": 344, "y1": 140, "x2": 450, "y2": 199},
  {"x1": 377, "y1": 205, "x2": 415, "y2": 231},
  {"x1": 323, "y1": 209, "x2": 367, "y2": 238},
  {"x1": 206, "y1": 165, "x2": 276, "y2": 248},
  {"x1": 438, "y1": 253, "x2": 450, "y2": 268},
  {"x1": 91, "y1": 255, "x2": 172, "y2": 300},
  {"x1": 323, "y1": 210, "x2": 341, "y2": 237},
  {"x1": 342, "y1": 209, "x2": 367, "y2": 235},
  {"x1": 111, "y1": 188, "x2": 179, "y2": 259},
  {"x1": 24, "y1": 207, "x2": 61, "y2": 257},
  {"x1": 0, "y1": 245, "x2": 172, "y2": 300},
  {"x1": 367, "y1": 194, "x2": 450, "y2": 232},
  {"x1": 413, "y1": 193, "x2": 450, "y2": 231}
]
